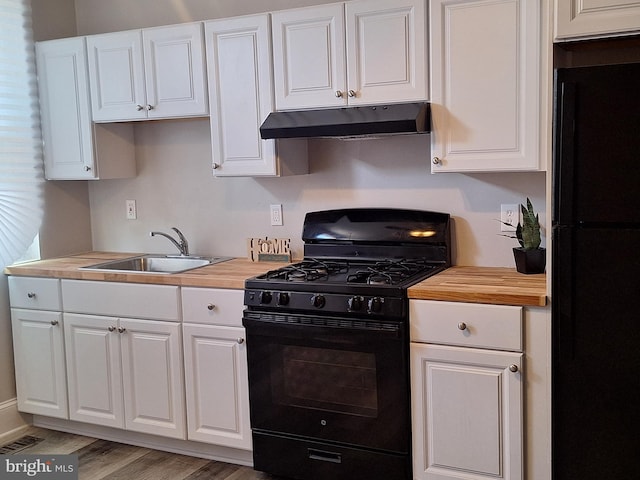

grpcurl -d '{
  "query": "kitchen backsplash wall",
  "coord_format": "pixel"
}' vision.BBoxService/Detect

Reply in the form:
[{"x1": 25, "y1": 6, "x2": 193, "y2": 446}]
[
  {"x1": 73, "y1": 0, "x2": 545, "y2": 267},
  {"x1": 89, "y1": 119, "x2": 546, "y2": 266}
]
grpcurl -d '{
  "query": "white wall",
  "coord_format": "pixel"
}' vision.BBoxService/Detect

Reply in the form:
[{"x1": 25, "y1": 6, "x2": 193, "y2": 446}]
[
  {"x1": 90, "y1": 119, "x2": 545, "y2": 266},
  {"x1": 79, "y1": 0, "x2": 547, "y2": 267}
]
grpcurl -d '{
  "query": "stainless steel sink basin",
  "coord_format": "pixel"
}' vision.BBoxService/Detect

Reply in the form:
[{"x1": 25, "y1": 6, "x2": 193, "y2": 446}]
[{"x1": 81, "y1": 254, "x2": 231, "y2": 274}]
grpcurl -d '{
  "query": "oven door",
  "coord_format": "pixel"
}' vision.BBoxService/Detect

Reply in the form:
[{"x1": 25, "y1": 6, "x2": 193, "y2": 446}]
[{"x1": 242, "y1": 311, "x2": 410, "y2": 453}]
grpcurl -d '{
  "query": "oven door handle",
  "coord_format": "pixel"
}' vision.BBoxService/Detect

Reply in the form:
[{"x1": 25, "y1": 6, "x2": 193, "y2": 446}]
[{"x1": 308, "y1": 448, "x2": 342, "y2": 464}]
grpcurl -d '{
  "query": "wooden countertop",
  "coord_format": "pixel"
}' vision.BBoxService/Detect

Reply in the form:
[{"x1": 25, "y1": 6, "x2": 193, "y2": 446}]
[
  {"x1": 4, "y1": 252, "x2": 547, "y2": 306},
  {"x1": 408, "y1": 266, "x2": 547, "y2": 307},
  {"x1": 3, "y1": 251, "x2": 285, "y2": 290}
]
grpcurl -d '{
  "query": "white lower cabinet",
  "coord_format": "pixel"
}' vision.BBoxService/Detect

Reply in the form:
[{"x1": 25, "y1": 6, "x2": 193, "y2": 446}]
[
  {"x1": 9, "y1": 277, "x2": 67, "y2": 419},
  {"x1": 61, "y1": 280, "x2": 185, "y2": 439},
  {"x1": 410, "y1": 300, "x2": 523, "y2": 480},
  {"x1": 181, "y1": 287, "x2": 251, "y2": 450},
  {"x1": 64, "y1": 313, "x2": 185, "y2": 439}
]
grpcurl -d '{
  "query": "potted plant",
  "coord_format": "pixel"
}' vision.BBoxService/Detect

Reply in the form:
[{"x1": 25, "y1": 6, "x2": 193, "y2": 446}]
[{"x1": 501, "y1": 198, "x2": 546, "y2": 274}]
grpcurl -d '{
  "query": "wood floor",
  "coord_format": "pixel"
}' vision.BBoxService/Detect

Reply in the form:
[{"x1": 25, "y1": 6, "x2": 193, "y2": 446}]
[{"x1": 3, "y1": 427, "x2": 281, "y2": 480}]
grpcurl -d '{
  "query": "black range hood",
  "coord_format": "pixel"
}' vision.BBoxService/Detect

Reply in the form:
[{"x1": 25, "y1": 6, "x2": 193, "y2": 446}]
[{"x1": 259, "y1": 102, "x2": 430, "y2": 139}]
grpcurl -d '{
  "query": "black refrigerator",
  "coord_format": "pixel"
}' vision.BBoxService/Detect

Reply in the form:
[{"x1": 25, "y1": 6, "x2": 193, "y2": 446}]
[{"x1": 553, "y1": 63, "x2": 640, "y2": 479}]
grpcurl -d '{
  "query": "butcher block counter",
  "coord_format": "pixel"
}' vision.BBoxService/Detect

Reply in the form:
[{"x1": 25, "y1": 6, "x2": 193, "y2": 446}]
[
  {"x1": 408, "y1": 266, "x2": 546, "y2": 307},
  {"x1": 3, "y1": 251, "x2": 283, "y2": 290},
  {"x1": 4, "y1": 252, "x2": 546, "y2": 306}
]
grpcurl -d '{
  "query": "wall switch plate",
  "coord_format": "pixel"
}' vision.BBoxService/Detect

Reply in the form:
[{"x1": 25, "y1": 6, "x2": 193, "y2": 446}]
[
  {"x1": 500, "y1": 204, "x2": 518, "y2": 232},
  {"x1": 126, "y1": 200, "x2": 137, "y2": 220},
  {"x1": 270, "y1": 204, "x2": 283, "y2": 226}
]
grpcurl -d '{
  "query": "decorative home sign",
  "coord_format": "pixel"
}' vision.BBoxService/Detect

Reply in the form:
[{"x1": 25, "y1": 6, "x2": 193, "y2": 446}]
[{"x1": 247, "y1": 237, "x2": 291, "y2": 262}]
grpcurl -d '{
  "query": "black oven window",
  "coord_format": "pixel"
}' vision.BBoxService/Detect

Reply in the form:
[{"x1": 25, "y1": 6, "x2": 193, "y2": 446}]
[{"x1": 271, "y1": 345, "x2": 378, "y2": 418}]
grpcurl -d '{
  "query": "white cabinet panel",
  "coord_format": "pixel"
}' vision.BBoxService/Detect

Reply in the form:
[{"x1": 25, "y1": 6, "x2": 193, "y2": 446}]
[
  {"x1": 181, "y1": 287, "x2": 244, "y2": 326},
  {"x1": 8, "y1": 276, "x2": 61, "y2": 311},
  {"x1": 88, "y1": 23, "x2": 207, "y2": 122},
  {"x1": 206, "y1": 14, "x2": 308, "y2": 177},
  {"x1": 182, "y1": 323, "x2": 251, "y2": 450},
  {"x1": 11, "y1": 309, "x2": 67, "y2": 418},
  {"x1": 36, "y1": 37, "x2": 135, "y2": 179},
  {"x1": 430, "y1": 0, "x2": 540, "y2": 172},
  {"x1": 555, "y1": 0, "x2": 640, "y2": 40},
  {"x1": 272, "y1": 0, "x2": 427, "y2": 110}
]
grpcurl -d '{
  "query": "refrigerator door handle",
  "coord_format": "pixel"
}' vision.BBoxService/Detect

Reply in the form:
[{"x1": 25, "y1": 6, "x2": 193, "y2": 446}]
[
  {"x1": 552, "y1": 226, "x2": 574, "y2": 360},
  {"x1": 553, "y1": 79, "x2": 577, "y2": 226}
]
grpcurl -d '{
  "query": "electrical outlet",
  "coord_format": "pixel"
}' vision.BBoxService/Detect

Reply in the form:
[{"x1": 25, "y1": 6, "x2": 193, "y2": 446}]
[
  {"x1": 270, "y1": 204, "x2": 283, "y2": 226},
  {"x1": 126, "y1": 200, "x2": 137, "y2": 220},
  {"x1": 500, "y1": 204, "x2": 518, "y2": 232}
]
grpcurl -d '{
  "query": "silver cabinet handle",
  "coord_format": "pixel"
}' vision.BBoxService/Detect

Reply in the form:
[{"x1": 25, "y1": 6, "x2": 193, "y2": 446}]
[
  {"x1": 335, "y1": 91, "x2": 343, "y2": 98},
  {"x1": 50, "y1": 320, "x2": 59, "y2": 326},
  {"x1": 146, "y1": 104, "x2": 154, "y2": 111},
  {"x1": 237, "y1": 338, "x2": 245, "y2": 344},
  {"x1": 457, "y1": 322, "x2": 467, "y2": 331},
  {"x1": 348, "y1": 89, "x2": 356, "y2": 97},
  {"x1": 136, "y1": 104, "x2": 144, "y2": 111},
  {"x1": 509, "y1": 364, "x2": 519, "y2": 373},
  {"x1": 432, "y1": 157, "x2": 441, "y2": 165},
  {"x1": 207, "y1": 303, "x2": 216, "y2": 311},
  {"x1": 27, "y1": 292, "x2": 36, "y2": 299},
  {"x1": 118, "y1": 327, "x2": 126, "y2": 333},
  {"x1": 84, "y1": 165, "x2": 91, "y2": 171},
  {"x1": 108, "y1": 326, "x2": 116, "y2": 332},
  {"x1": 212, "y1": 163, "x2": 220, "y2": 170}
]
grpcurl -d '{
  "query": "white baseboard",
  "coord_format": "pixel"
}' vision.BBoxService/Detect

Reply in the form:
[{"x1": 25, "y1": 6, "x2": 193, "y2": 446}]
[{"x1": 0, "y1": 398, "x2": 32, "y2": 444}]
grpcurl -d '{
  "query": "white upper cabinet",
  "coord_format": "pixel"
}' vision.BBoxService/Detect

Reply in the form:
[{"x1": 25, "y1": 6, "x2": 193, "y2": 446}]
[
  {"x1": 205, "y1": 14, "x2": 308, "y2": 177},
  {"x1": 430, "y1": 0, "x2": 541, "y2": 173},
  {"x1": 272, "y1": 0, "x2": 427, "y2": 110},
  {"x1": 87, "y1": 23, "x2": 208, "y2": 122},
  {"x1": 36, "y1": 37, "x2": 135, "y2": 180},
  {"x1": 555, "y1": 0, "x2": 640, "y2": 40}
]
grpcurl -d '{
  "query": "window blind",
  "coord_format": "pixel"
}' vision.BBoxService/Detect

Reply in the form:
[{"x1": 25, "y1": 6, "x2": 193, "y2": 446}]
[{"x1": 0, "y1": 0, "x2": 44, "y2": 268}]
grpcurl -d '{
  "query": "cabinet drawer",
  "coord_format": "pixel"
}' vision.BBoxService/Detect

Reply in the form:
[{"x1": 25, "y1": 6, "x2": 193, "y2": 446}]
[
  {"x1": 61, "y1": 280, "x2": 179, "y2": 321},
  {"x1": 410, "y1": 300, "x2": 522, "y2": 352},
  {"x1": 8, "y1": 277, "x2": 61, "y2": 311},
  {"x1": 182, "y1": 287, "x2": 244, "y2": 326}
]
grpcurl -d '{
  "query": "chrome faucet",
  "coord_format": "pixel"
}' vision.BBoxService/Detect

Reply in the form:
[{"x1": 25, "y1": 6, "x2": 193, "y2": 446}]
[{"x1": 150, "y1": 227, "x2": 190, "y2": 256}]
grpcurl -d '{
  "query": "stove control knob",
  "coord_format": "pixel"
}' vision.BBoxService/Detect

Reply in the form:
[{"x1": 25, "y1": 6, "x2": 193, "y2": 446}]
[
  {"x1": 259, "y1": 291, "x2": 273, "y2": 304},
  {"x1": 311, "y1": 294, "x2": 326, "y2": 309},
  {"x1": 368, "y1": 297, "x2": 384, "y2": 313},
  {"x1": 348, "y1": 296, "x2": 364, "y2": 311},
  {"x1": 277, "y1": 292, "x2": 290, "y2": 306}
]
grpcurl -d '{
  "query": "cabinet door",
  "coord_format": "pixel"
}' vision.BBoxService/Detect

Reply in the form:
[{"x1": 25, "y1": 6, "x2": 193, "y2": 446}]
[
  {"x1": 555, "y1": 0, "x2": 640, "y2": 40},
  {"x1": 205, "y1": 14, "x2": 280, "y2": 176},
  {"x1": 64, "y1": 313, "x2": 124, "y2": 428},
  {"x1": 346, "y1": 0, "x2": 427, "y2": 105},
  {"x1": 142, "y1": 23, "x2": 208, "y2": 119},
  {"x1": 430, "y1": 0, "x2": 540, "y2": 172},
  {"x1": 11, "y1": 309, "x2": 67, "y2": 419},
  {"x1": 272, "y1": 4, "x2": 347, "y2": 110},
  {"x1": 120, "y1": 318, "x2": 185, "y2": 439},
  {"x1": 36, "y1": 37, "x2": 96, "y2": 179},
  {"x1": 87, "y1": 30, "x2": 147, "y2": 122},
  {"x1": 411, "y1": 343, "x2": 523, "y2": 480},
  {"x1": 182, "y1": 323, "x2": 251, "y2": 450}
]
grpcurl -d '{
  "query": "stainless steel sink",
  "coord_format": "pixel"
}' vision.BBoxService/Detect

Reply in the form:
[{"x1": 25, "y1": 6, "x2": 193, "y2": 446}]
[{"x1": 80, "y1": 254, "x2": 231, "y2": 274}]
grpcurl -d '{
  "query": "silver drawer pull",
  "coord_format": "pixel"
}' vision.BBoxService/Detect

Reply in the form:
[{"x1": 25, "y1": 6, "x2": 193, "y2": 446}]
[
  {"x1": 509, "y1": 364, "x2": 519, "y2": 373},
  {"x1": 457, "y1": 322, "x2": 467, "y2": 331},
  {"x1": 50, "y1": 320, "x2": 59, "y2": 326},
  {"x1": 237, "y1": 338, "x2": 245, "y2": 344},
  {"x1": 27, "y1": 292, "x2": 36, "y2": 299},
  {"x1": 207, "y1": 303, "x2": 216, "y2": 311}
]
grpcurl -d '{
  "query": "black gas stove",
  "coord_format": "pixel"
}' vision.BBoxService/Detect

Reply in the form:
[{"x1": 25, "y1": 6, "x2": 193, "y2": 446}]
[
  {"x1": 243, "y1": 208, "x2": 451, "y2": 480},
  {"x1": 245, "y1": 208, "x2": 451, "y2": 319}
]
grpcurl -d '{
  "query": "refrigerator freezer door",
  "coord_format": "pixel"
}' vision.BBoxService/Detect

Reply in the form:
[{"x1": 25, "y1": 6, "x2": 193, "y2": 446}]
[
  {"x1": 552, "y1": 226, "x2": 640, "y2": 479},
  {"x1": 554, "y1": 63, "x2": 640, "y2": 226}
]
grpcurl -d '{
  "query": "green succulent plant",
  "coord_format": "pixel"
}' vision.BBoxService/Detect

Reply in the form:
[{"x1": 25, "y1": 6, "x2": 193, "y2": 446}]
[{"x1": 501, "y1": 198, "x2": 541, "y2": 251}]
